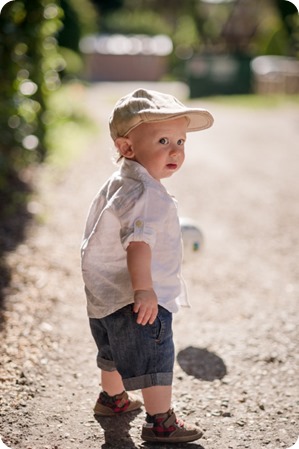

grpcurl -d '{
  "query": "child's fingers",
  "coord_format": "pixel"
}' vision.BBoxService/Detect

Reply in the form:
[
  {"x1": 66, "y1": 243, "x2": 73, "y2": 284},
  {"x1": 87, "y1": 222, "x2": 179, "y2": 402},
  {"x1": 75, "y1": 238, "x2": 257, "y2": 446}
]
[
  {"x1": 136, "y1": 305, "x2": 158, "y2": 325},
  {"x1": 148, "y1": 308, "x2": 158, "y2": 325},
  {"x1": 137, "y1": 306, "x2": 150, "y2": 325},
  {"x1": 133, "y1": 302, "x2": 140, "y2": 314},
  {"x1": 133, "y1": 289, "x2": 158, "y2": 325}
]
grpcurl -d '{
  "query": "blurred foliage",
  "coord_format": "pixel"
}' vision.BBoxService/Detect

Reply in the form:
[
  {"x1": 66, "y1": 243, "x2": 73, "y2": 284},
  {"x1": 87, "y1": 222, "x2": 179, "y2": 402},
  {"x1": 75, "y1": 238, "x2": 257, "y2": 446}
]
[
  {"x1": 274, "y1": 0, "x2": 299, "y2": 57},
  {"x1": 246, "y1": 0, "x2": 299, "y2": 57},
  {"x1": 58, "y1": 0, "x2": 81, "y2": 52},
  {"x1": 91, "y1": 0, "x2": 299, "y2": 61},
  {"x1": 0, "y1": 0, "x2": 64, "y2": 217},
  {"x1": 59, "y1": 0, "x2": 98, "y2": 44},
  {"x1": 92, "y1": 0, "x2": 124, "y2": 14},
  {"x1": 45, "y1": 83, "x2": 97, "y2": 170},
  {"x1": 0, "y1": 0, "x2": 98, "y2": 218},
  {"x1": 57, "y1": 0, "x2": 98, "y2": 76},
  {"x1": 101, "y1": 9, "x2": 172, "y2": 36}
]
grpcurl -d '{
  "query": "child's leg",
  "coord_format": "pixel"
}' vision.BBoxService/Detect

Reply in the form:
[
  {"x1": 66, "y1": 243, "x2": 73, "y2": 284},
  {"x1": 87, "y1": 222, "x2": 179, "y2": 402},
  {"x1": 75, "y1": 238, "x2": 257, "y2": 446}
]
[
  {"x1": 94, "y1": 369, "x2": 142, "y2": 416},
  {"x1": 141, "y1": 384, "x2": 203, "y2": 443},
  {"x1": 101, "y1": 369, "x2": 125, "y2": 396},
  {"x1": 141, "y1": 385, "x2": 172, "y2": 415},
  {"x1": 138, "y1": 340, "x2": 203, "y2": 444}
]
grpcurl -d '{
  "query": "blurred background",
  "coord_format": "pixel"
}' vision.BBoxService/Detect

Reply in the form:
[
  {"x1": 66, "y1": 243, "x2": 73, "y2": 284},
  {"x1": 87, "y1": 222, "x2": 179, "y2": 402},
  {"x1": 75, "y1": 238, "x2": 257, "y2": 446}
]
[
  {"x1": 0, "y1": 0, "x2": 298, "y2": 224},
  {"x1": 1, "y1": 3, "x2": 299, "y2": 446}
]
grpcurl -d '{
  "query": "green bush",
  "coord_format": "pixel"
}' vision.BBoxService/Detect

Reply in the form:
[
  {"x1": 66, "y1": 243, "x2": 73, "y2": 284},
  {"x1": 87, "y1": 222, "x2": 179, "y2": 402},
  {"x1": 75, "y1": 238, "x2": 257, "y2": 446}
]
[
  {"x1": 0, "y1": 0, "x2": 64, "y2": 212},
  {"x1": 102, "y1": 9, "x2": 171, "y2": 36},
  {"x1": 57, "y1": 0, "x2": 98, "y2": 77},
  {"x1": 0, "y1": 0, "x2": 98, "y2": 216}
]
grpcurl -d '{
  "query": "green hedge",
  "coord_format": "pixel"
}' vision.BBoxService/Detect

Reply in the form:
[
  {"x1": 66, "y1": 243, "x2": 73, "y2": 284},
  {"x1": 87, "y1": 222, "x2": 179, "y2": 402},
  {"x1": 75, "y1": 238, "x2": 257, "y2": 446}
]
[{"x1": 0, "y1": 0, "x2": 64, "y2": 212}]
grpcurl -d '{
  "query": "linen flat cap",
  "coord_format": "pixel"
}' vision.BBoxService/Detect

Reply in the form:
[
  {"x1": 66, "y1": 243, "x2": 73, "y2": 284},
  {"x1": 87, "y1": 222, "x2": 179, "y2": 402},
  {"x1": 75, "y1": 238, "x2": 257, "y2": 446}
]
[{"x1": 109, "y1": 88, "x2": 214, "y2": 140}]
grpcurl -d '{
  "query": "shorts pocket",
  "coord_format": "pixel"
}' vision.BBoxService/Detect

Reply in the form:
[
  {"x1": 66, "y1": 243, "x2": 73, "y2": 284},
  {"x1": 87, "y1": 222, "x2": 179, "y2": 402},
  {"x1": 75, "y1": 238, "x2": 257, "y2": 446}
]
[{"x1": 148, "y1": 306, "x2": 172, "y2": 344}]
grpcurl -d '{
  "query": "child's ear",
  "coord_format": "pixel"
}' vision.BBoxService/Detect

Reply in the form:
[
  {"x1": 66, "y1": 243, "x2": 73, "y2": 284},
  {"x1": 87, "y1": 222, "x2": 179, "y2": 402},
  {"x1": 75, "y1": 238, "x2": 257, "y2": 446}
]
[{"x1": 115, "y1": 137, "x2": 135, "y2": 159}]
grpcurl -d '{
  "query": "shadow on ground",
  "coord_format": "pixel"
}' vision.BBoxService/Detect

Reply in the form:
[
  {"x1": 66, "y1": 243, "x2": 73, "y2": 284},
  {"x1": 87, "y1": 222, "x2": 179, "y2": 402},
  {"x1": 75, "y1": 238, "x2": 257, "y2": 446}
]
[
  {"x1": 177, "y1": 346, "x2": 227, "y2": 381},
  {"x1": 143, "y1": 443, "x2": 205, "y2": 449},
  {"x1": 95, "y1": 410, "x2": 140, "y2": 448},
  {"x1": 0, "y1": 174, "x2": 32, "y2": 328}
]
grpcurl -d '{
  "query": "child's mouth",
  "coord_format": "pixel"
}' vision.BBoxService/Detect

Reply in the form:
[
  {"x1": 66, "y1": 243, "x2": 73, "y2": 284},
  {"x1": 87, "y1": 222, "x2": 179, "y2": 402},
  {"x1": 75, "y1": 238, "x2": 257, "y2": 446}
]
[{"x1": 166, "y1": 163, "x2": 177, "y2": 170}]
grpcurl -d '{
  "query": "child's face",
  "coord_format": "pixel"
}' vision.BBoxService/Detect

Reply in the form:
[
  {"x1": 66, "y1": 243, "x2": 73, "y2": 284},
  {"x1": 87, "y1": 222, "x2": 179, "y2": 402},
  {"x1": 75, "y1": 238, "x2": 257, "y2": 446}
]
[{"x1": 127, "y1": 117, "x2": 188, "y2": 181}]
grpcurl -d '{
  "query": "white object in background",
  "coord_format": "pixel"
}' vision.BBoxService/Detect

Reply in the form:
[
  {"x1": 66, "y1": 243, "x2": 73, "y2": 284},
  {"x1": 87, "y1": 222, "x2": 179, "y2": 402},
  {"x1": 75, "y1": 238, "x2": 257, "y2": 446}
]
[{"x1": 180, "y1": 217, "x2": 204, "y2": 262}]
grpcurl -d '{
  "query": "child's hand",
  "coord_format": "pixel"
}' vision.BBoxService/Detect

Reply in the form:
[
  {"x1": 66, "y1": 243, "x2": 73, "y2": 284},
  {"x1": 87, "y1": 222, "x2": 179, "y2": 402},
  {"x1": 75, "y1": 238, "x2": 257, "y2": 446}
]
[{"x1": 133, "y1": 289, "x2": 158, "y2": 325}]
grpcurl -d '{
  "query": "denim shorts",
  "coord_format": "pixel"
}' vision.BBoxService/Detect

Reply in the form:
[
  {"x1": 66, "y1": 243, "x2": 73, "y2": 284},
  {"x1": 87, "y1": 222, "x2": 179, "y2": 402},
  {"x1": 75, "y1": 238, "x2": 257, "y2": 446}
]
[{"x1": 89, "y1": 304, "x2": 174, "y2": 391}]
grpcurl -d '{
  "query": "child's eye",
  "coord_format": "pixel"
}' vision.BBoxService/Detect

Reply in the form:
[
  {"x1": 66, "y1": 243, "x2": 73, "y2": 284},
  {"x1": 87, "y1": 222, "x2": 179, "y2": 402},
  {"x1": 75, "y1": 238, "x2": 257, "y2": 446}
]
[
  {"x1": 177, "y1": 139, "x2": 185, "y2": 146},
  {"x1": 159, "y1": 137, "x2": 169, "y2": 145}
]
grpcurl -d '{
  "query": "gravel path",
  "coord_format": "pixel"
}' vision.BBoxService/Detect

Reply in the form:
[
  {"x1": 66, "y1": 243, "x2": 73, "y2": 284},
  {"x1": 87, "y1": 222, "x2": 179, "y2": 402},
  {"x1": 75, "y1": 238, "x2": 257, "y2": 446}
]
[{"x1": 0, "y1": 82, "x2": 298, "y2": 449}]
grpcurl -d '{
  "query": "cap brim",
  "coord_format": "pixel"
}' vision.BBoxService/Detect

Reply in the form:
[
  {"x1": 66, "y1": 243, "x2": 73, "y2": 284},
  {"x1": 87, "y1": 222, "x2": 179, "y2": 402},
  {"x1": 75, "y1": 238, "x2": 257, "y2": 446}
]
[{"x1": 123, "y1": 108, "x2": 214, "y2": 138}]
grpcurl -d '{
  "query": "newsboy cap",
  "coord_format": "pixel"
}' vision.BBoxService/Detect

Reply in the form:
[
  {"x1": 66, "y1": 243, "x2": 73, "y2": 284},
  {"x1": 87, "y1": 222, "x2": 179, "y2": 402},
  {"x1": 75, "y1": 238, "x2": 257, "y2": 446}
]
[{"x1": 109, "y1": 88, "x2": 214, "y2": 140}]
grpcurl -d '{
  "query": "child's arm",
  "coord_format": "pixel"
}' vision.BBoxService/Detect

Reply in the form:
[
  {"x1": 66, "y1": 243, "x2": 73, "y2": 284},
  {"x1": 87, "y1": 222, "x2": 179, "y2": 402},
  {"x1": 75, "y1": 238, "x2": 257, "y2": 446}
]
[{"x1": 127, "y1": 241, "x2": 158, "y2": 326}]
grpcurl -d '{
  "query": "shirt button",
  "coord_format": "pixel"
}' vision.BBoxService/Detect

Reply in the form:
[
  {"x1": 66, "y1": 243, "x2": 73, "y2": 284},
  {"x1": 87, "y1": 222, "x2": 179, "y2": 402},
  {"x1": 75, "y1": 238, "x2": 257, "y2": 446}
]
[{"x1": 135, "y1": 220, "x2": 143, "y2": 228}]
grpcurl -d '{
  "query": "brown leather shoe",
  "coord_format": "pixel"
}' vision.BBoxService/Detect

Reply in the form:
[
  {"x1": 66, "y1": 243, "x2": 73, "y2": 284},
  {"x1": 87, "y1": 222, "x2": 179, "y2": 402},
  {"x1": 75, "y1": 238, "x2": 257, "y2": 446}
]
[
  {"x1": 141, "y1": 408, "x2": 203, "y2": 443},
  {"x1": 94, "y1": 390, "x2": 142, "y2": 416}
]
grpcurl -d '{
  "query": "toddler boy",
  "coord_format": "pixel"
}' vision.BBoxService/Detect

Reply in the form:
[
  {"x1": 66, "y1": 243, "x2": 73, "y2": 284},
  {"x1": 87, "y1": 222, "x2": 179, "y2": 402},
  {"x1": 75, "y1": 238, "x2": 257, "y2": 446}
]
[{"x1": 81, "y1": 88, "x2": 213, "y2": 443}]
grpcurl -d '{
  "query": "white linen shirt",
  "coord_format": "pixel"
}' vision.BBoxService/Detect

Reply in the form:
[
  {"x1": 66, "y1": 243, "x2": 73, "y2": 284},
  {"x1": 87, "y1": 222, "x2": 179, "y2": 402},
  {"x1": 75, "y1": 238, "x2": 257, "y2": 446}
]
[{"x1": 81, "y1": 158, "x2": 189, "y2": 318}]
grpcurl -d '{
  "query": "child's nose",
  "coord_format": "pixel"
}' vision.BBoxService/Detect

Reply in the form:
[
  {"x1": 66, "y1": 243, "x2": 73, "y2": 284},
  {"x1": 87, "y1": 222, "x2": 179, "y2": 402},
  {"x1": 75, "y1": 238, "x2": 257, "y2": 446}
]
[{"x1": 170, "y1": 144, "x2": 181, "y2": 155}]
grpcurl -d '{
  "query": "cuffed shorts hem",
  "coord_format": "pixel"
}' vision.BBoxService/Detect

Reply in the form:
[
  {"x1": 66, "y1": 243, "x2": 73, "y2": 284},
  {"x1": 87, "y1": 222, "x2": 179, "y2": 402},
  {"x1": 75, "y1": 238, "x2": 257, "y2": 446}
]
[
  {"x1": 123, "y1": 372, "x2": 173, "y2": 391},
  {"x1": 96, "y1": 355, "x2": 116, "y2": 372}
]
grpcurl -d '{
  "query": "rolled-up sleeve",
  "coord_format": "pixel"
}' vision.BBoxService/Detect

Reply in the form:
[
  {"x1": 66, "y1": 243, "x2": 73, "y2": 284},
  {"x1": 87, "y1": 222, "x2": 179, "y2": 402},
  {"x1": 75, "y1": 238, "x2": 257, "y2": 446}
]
[{"x1": 119, "y1": 186, "x2": 166, "y2": 250}]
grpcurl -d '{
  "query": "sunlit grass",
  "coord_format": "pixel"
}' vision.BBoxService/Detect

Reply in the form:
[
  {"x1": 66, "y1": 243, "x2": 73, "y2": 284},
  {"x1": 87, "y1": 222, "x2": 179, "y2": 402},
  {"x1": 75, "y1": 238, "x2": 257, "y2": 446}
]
[
  {"x1": 45, "y1": 81, "x2": 97, "y2": 169},
  {"x1": 197, "y1": 93, "x2": 299, "y2": 108}
]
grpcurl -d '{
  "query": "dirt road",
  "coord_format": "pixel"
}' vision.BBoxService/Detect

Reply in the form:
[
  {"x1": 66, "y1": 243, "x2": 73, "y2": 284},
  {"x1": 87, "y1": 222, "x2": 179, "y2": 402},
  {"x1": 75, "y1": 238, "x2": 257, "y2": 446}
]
[{"x1": 0, "y1": 82, "x2": 298, "y2": 449}]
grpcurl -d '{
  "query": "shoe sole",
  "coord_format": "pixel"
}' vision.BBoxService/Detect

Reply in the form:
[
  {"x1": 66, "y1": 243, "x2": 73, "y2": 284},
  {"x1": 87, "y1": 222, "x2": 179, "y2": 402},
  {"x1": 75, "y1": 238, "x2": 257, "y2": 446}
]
[{"x1": 142, "y1": 430, "x2": 203, "y2": 443}]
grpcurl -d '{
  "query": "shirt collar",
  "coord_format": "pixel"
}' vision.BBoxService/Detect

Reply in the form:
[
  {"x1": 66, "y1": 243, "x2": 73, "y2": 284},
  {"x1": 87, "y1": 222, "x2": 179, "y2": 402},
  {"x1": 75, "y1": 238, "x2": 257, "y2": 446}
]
[{"x1": 120, "y1": 158, "x2": 161, "y2": 187}]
